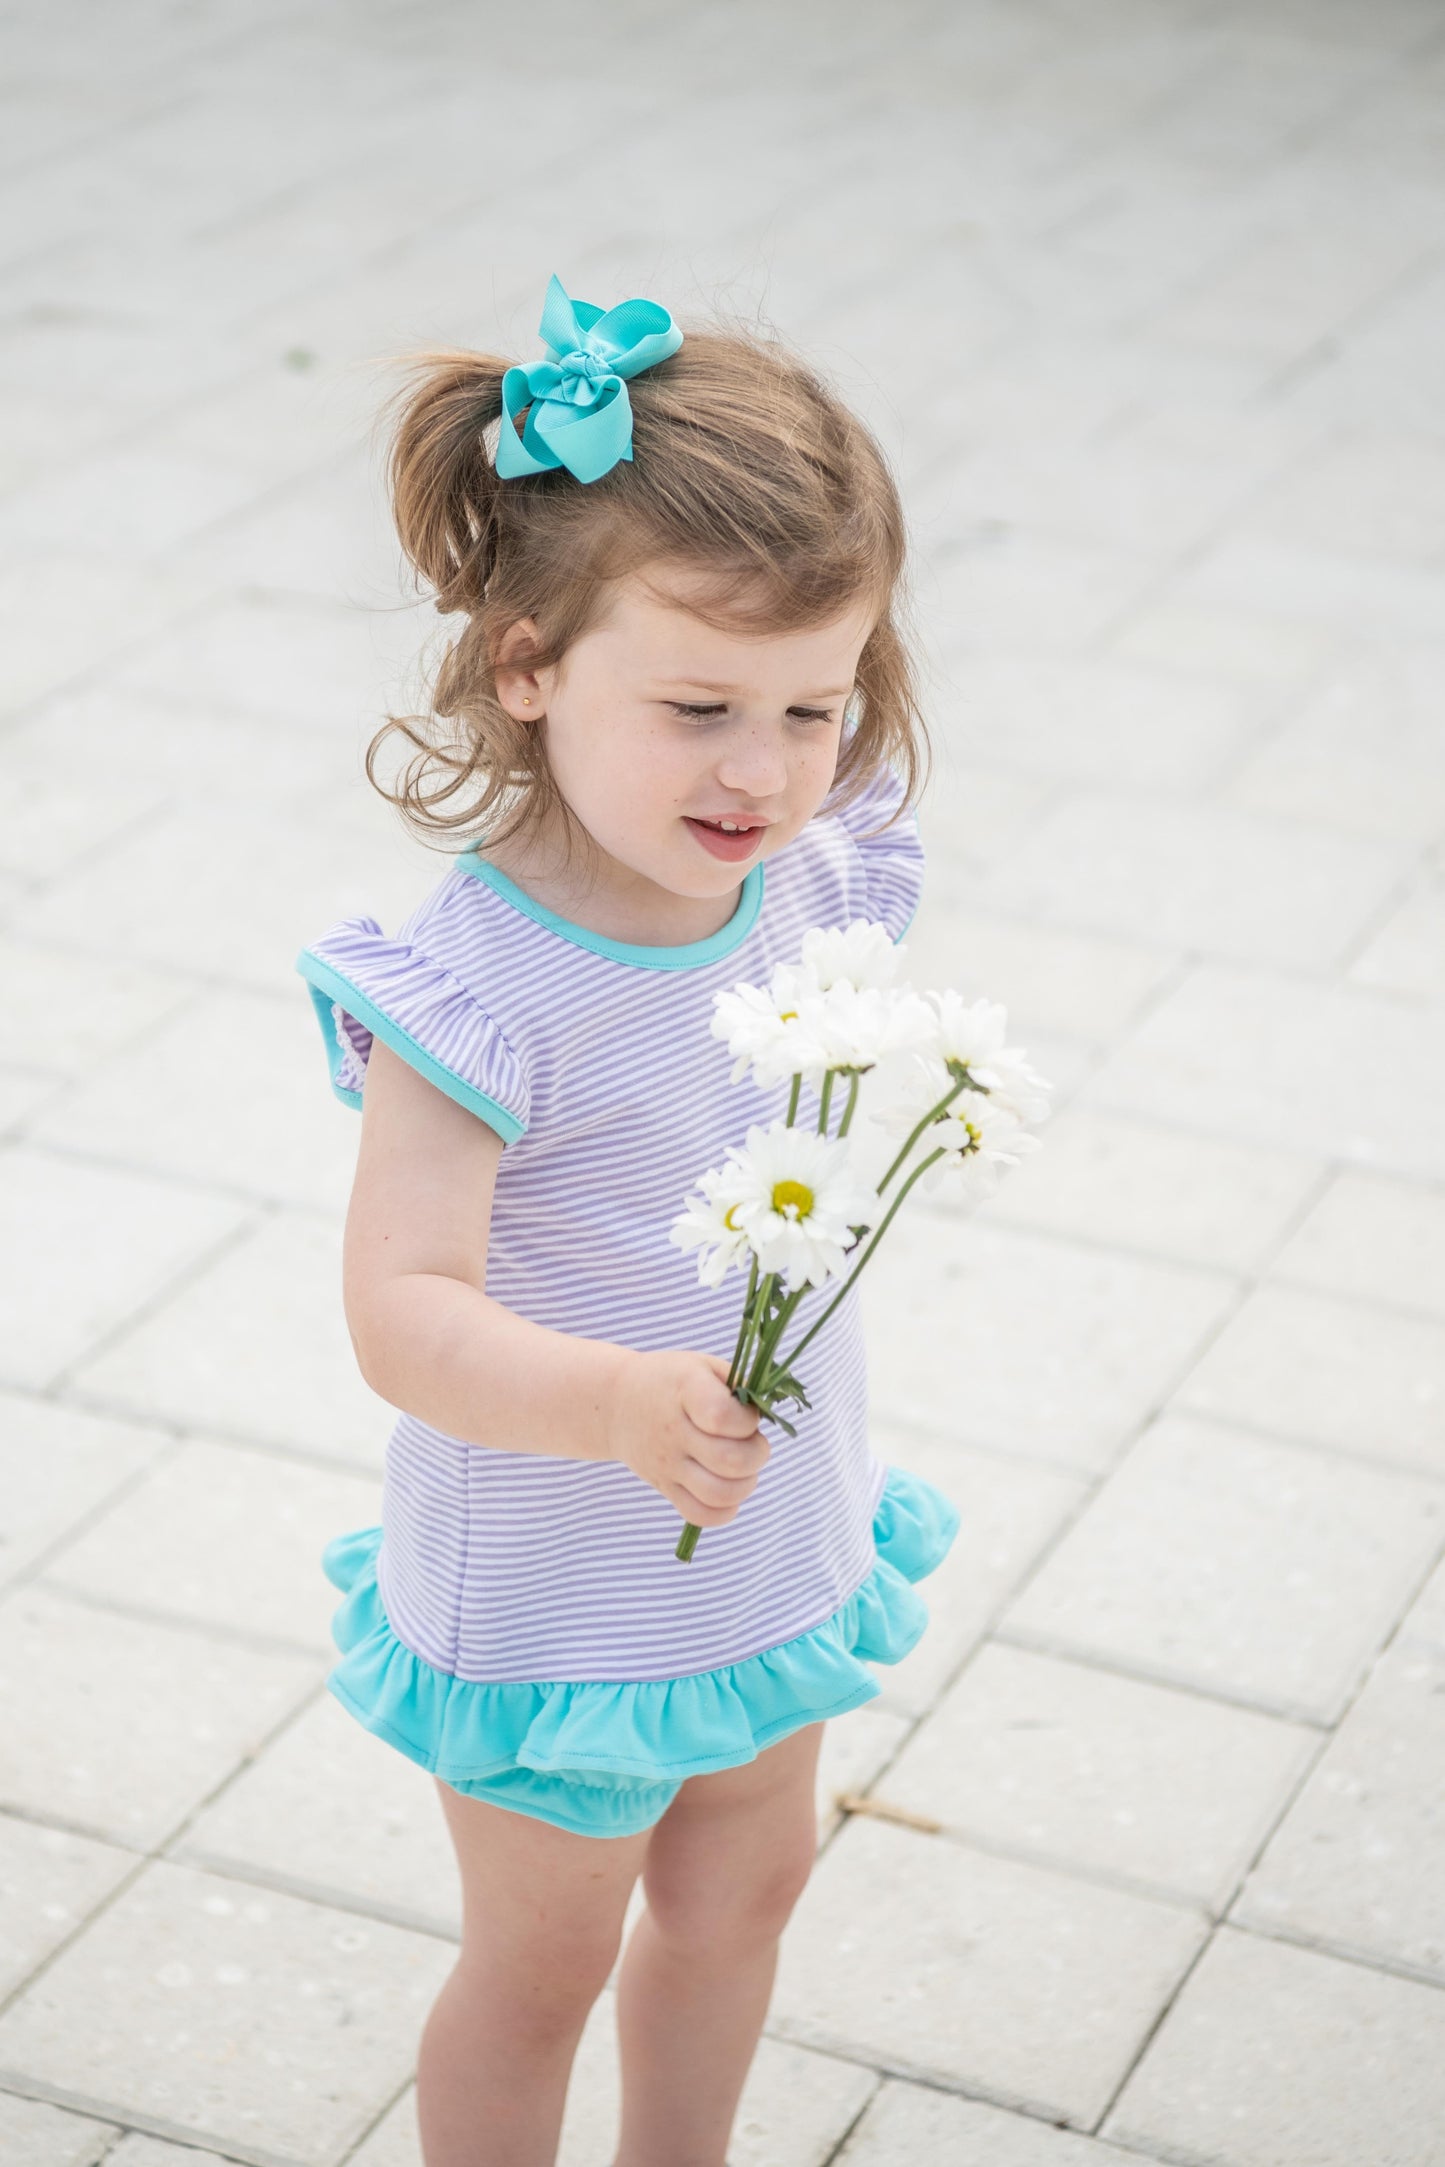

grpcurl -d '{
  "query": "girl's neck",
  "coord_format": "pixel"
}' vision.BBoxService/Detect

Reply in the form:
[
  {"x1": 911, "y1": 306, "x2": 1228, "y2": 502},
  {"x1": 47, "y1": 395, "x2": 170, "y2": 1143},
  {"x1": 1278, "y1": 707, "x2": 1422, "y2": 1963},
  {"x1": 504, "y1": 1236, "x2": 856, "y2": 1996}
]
[{"x1": 479, "y1": 820, "x2": 746, "y2": 949}]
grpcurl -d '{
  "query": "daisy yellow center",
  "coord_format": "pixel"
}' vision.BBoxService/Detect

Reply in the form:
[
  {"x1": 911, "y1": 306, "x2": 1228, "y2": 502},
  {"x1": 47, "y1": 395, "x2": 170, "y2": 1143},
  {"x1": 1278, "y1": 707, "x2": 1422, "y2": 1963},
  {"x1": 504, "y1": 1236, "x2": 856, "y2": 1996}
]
[
  {"x1": 771, "y1": 1178, "x2": 814, "y2": 1218},
  {"x1": 778, "y1": 1009, "x2": 798, "y2": 1022},
  {"x1": 723, "y1": 1204, "x2": 743, "y2": 1231}
]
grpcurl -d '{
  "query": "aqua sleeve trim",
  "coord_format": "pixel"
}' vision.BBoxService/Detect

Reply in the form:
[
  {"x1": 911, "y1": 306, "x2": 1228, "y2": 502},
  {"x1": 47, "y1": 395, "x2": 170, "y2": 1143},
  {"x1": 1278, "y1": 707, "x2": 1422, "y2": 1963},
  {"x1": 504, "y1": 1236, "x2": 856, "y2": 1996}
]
[{"x1": 295, "y1": 950, "x2": 528, "y2": 1145}]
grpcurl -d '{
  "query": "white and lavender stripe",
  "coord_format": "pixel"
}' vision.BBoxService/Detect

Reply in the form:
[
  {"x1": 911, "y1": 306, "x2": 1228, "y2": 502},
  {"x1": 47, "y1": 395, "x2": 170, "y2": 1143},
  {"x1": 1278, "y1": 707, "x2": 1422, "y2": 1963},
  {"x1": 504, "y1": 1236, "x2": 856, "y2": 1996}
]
[{"x1": 296, "y1": 765, "x2": 924, "y2": 1684}]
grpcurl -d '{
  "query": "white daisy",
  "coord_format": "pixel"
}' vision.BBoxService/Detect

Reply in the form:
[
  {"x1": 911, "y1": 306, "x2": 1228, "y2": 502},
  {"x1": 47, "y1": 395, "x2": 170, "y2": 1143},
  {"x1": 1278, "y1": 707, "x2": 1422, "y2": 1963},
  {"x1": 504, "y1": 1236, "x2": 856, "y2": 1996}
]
[
  {"x1": 723, "y1": 1121, "x2": 878, "y2": 1290},
  {"x1": 808, "y1": 980, "x2": 939, "y2": 1075},
  {"x1": 798, "y1": 919, "x2": 905, "y2": 993},
  {"x1": 891, "y1": 1088, "x2": 1040, "y2": 1209},
  {"x1": 668, "y1": 1159, "x2": 755, "y2": 1287},
  {"x1": 710, "y1": 965, "x2": 832, "y2": 1087}
]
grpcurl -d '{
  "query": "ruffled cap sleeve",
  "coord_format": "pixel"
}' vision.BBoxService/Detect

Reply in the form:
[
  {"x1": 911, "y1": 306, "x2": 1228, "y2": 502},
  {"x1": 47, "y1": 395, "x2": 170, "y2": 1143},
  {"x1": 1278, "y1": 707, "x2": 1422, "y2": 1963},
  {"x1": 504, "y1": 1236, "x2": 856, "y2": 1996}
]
[
  {"x1": 827, "y1": 759, "x2": 925, "y2": 941},
  {"x1": 295, "y1": 916, "x2": 529, "y2": 1143}
]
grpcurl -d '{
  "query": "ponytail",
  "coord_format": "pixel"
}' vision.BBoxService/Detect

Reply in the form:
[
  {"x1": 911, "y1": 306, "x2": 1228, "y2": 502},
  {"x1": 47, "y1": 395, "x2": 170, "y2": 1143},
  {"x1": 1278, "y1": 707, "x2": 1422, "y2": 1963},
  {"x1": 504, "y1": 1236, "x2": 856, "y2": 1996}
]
[{"x1": 385, "y1": 349, "x2": 510, "y2": 615}]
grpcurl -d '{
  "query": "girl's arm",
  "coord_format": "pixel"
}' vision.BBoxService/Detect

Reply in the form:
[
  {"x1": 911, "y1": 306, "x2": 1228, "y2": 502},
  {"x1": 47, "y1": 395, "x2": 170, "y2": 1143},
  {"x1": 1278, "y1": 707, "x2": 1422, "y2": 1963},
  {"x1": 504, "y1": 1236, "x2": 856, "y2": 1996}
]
[
  {"x1": 341, "y1": 1040, "x2": 765, "y2": 1525},
  {"x1": 342, "y1": 1037, "x2": 618, "y2": 1461}
]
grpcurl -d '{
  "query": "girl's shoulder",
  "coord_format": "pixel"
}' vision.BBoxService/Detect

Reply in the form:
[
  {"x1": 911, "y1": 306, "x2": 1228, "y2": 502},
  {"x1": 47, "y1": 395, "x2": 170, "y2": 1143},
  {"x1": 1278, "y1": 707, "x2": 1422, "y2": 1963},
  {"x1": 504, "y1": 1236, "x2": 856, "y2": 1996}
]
[
  {"x1": 294, "y1": 860, "x2": 538, "y2": 1145},
  {"x1": 771, "y1": 758, "x2": 925, "y2": 945}
]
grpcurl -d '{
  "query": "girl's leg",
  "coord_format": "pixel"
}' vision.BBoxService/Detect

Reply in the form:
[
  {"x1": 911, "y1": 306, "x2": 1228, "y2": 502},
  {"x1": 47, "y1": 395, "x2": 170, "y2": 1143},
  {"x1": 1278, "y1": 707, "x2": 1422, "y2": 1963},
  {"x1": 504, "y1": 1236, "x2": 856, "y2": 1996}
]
[
  {"x1": 419, "y1": 1779, "x2": 650, "y2": 2167},
  {"x1": 614, "y1": 1721, "x2": 824, "y2": 2167}
]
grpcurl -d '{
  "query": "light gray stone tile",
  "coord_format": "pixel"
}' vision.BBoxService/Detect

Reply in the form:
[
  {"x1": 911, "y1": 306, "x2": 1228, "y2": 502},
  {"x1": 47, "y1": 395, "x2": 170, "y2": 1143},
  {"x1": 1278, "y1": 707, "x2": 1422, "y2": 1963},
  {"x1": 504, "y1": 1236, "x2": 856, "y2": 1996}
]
[
  {"x1": 0, "y1": 1393, "x2": 170, "y2": 1589},
  {"x1": 0, "y1": 1069, "x2": 60, "y2": 1133},
  {"x1": 0, "y1": 770, "x2": 167, "y2": 883},
  {"x1": 1084, "y1": 962, "x2": 1445, "y2": 1182},
  {"x1": 1105, "y1": 1927, "x2": 1445, "y2": 2167},
  {"x1": 860, "y1": 1215, "x2": 1236, "y2": 1475},
  {"x1": 837, "y1": 2080, "x2": 1166, "y2": 2165},
  {"x1": 0, "y1": 1583, "x2": 317, "y2": 1846},
  {"x1": 926, "y1": 531, "x2": 1157, "y2": 654},
  {"x1": 1174, "y1": 534, "x2": 1445, "y2": 645},
  {"x1": 1403, "y1": 1555, "x2": 1445, "y2": 1654},
  {"x1": 178, "y1": 1694, "x2": 460, "y2": 1937},
  {"x1": 1269, "y1": 1171, "x2": 1445, "y2": 1321},
  {"x1": 0, "y1": 1859, "x2": 454, "y2": 2162},
  {"x1": 0, "y1": 2091, "x2": 114, "y2": 2167},
  {"x1": 1147, "y1": 214, "x2": 1430, "y2": 367},
  {"x1": 110, "y1": 591, "x2": 414, "y2": 734},
  {"x1": 42, "y1": 1437, "x2": 380, "y2": 1648},
  {"x1": 0, "y1": 1817, "x2": 136, "y2": 2002},
  {"x1": 1233, "y1": 1633, "x2": 1445, "y2": 1983},
  {"x1": 0, "y1": 933, "x2": 191, "y2": 1078},
  {"x1": 0, "y1": 447, "x2": 271, "y2": 562},
  {"x1": 105, "y1": 2137, "x2": 239, "y2": 2167},
  {"x1": 983, "y1": 1104, "x2": 1322, "y2": 1273},
  {"x1": 930, "y1": 653, "x2": 1269, "y2": 795},
  {"x1": 0, "y1": 1145, "x2": 249, "y2": 1391},
  {"x1": 0, "y1": 548, "x2": 204, "y2": 719},
  {"x1": 1228, "y1": 654, "x2": 1445, "y2": 844},
  {"x1": 885, "y1": 1642, "x2": 1316, "y2": 1908},
  {"x1": 974, "y1": 790, "x2": 1406, "y2": 971},
  {"x1": 1241, "y1": 430, "x2": 1445, "y2": 562},
  {"x1": 172, "y1": 454, "x2": 409, "y2": 609},
  {"x1": 69, "y1": 1211, "x2": 394, "y2": 1469},
  {"x1": 1110, "y1": 599, "x2": 1337, "y2": 687},
  {"x1": 4, "y1": 682, "x2": 344, "y2": 807},
  {"x1": 900, "y1": 899, "x2": 1174, "y2": 1046},
  {"x1": 30, "y1": 984, "x2": 362, "y2": 1214},
  {"x1": 1004, "y1": 1413, "x2": 1445, "y2": 1724},
  {"x1": 870, "y1": 1428, "x2": 1084, "y2": 1717},
  {"x1": 940, "y1": 434, "x2": 1263, "y2": 561},
  {"x1": 5, "y1": 801, "x2": 429, "y2": 998},
  {"x1": 1348, "y1": 881, "x2": 1445, "y2": 1002},
  {"x1": 1177, "y1": 1282, "x2": 1445, "y2": 1478},
  {"x1": 815, "y1": 1704, "x2": 913, "y2": 1842},
  {"x1": 772, "y1": 1816, "x2": 1205, "y2": 2126},
  {"x1": 913, "y1": 754, "x2": 1054, "y2": 890}
]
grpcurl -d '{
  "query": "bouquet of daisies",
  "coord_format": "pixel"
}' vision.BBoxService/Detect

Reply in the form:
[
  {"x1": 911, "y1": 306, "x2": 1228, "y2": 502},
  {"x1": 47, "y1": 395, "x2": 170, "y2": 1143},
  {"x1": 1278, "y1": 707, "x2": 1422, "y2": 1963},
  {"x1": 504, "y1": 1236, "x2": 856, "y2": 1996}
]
[{"x1": 668, "y1": 922, "x2": 1052, "y2": 1561}]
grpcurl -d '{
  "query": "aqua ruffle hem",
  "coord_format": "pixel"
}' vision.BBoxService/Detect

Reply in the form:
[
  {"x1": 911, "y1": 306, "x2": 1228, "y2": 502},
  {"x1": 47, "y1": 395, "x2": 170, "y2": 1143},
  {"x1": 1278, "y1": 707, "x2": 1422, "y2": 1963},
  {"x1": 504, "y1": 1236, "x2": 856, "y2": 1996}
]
[{"x1": 320, "y1": 1465, "x2": 959, "y2": 1838}]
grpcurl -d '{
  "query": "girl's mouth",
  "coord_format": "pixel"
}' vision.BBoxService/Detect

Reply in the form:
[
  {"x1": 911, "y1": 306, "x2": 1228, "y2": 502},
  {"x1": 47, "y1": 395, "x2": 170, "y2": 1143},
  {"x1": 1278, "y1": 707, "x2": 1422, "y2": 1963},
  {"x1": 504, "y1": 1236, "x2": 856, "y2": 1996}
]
[{"x1": 683, "y1": 815, "x2": 769, "y2": 863}]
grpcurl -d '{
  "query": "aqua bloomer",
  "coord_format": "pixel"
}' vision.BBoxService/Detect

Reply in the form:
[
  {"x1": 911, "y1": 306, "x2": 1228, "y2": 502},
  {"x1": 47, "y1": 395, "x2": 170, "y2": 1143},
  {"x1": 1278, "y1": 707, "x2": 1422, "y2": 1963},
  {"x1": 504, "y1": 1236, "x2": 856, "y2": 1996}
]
[
  {"x1": 496, "y1": 272, "x2": 684, "y2": 485},
  {"x1": 319, "y1": 1464, "x2": 959, "y2": 1838}
]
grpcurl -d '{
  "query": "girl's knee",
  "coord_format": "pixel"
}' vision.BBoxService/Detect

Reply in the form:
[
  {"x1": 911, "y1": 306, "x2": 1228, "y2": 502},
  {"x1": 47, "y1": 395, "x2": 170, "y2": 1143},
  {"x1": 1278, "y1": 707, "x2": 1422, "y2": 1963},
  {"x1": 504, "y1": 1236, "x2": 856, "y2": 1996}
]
[
  {"x1": 455, "y1": 1913, "x2": 620, "y2": 2039},
  {"x1": 645, "y1": 1824, "x2": 816, "y2": 1955}
]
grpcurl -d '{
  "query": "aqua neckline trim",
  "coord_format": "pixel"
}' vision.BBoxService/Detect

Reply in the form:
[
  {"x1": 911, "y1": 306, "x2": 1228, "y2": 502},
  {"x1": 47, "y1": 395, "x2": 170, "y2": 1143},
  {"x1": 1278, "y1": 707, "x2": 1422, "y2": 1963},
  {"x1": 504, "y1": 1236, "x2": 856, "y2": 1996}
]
[{"x1": 453, "y1": 851, "x2": 765, "y2": 970}]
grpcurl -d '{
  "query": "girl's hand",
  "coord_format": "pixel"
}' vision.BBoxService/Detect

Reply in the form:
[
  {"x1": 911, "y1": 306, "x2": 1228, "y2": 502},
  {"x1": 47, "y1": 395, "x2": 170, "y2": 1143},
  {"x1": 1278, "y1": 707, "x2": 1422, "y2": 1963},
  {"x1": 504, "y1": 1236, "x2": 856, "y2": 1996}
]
[{"x1": 606, "y1": 1349, "x2": 769, "y2": 1528}]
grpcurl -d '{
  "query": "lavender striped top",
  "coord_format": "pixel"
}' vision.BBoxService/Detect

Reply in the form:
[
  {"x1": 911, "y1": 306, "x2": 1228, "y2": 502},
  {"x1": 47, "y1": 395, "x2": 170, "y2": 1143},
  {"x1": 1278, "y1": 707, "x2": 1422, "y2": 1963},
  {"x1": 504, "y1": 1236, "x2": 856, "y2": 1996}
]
[{"x1": 297, "y1": 762, "x2": 924, "y2": 1685}]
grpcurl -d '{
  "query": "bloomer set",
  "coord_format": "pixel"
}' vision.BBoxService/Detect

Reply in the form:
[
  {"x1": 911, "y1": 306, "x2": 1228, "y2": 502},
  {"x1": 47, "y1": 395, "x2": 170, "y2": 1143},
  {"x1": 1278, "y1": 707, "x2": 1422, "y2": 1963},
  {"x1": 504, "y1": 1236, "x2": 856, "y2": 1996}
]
[{"x1": 296, "y1": 758, "x2": 960, "y2": 1840}]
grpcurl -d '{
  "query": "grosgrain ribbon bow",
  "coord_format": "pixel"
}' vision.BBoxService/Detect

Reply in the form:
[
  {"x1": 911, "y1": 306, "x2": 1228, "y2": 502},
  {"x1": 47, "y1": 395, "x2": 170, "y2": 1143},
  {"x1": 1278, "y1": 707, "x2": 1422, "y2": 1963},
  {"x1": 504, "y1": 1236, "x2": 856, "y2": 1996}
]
[{"x1": 496, "y1": 273, "x2": 684, "y2": 485}]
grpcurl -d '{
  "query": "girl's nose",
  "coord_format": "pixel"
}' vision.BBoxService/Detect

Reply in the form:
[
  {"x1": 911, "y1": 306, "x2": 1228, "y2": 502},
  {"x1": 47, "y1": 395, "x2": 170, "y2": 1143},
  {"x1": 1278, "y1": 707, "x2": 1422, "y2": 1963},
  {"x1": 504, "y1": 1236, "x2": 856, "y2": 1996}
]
[{"x1": 715, "y1": 723, "x2": 789, "y2": 798}]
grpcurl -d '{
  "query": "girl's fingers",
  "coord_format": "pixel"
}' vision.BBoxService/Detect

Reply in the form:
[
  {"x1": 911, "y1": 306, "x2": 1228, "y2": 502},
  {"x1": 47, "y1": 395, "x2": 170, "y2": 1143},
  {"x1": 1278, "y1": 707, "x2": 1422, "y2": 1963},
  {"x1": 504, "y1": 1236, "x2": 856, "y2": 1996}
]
[{"x1": 678, "y1": 1456, "x2": 760, "y2": 1515}]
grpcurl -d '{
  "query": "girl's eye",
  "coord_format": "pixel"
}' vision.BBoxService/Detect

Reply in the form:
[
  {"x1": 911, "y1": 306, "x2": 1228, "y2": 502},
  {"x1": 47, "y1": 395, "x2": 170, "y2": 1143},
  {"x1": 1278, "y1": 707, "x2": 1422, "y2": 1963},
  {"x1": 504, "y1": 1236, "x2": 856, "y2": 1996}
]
[{"x1": 666, "y1": 702, "x2": 836, "y2": 724}]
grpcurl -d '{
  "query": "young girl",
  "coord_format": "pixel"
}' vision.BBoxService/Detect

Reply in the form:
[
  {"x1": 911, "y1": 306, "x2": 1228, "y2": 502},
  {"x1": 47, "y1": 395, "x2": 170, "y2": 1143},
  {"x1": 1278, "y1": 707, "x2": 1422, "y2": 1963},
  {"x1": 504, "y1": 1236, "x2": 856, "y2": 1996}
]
[{"x1": 296, "y1": 274, "x2": 959, "y2": 2167}]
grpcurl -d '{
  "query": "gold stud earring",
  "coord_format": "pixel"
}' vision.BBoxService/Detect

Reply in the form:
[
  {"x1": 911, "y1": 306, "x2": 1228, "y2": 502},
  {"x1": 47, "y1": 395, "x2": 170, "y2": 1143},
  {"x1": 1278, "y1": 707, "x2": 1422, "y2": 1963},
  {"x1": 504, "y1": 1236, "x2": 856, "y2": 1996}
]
[{"x1": 522, "y1": 697, "x2": 532, "y2": 705}]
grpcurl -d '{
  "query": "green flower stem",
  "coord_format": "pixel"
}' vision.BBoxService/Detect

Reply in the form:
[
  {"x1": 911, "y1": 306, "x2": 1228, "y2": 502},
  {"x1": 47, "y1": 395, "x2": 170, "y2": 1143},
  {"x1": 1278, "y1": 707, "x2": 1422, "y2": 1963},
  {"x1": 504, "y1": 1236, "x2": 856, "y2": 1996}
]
[
  {"x1": 836, "y1": 1071, "x2": 861, "y2": 1137},
  {"x1": 818, "y1": 1071, "x2": 835, "y2": 1133},
  {"x1": 770, "y1": 1146, "x2": 946, "y2": 1377},
  {"x1": 786, "y1": 1075, "x2": 802, "y2": 1125},
  {"x1": 680, "y1": 1258, "x2": 765, "y2": 1563},
  {"x1": 726, "y1": 1257, "x2": 760, "y2": 1391}
]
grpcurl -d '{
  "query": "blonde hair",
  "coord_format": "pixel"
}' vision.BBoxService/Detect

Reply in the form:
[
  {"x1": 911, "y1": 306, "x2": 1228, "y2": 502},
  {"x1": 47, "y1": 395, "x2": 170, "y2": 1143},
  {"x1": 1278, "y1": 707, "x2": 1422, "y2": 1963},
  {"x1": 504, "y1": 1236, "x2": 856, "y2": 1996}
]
[{"x1": 367, "y1": 309, "x2": 930, "y2": 856}]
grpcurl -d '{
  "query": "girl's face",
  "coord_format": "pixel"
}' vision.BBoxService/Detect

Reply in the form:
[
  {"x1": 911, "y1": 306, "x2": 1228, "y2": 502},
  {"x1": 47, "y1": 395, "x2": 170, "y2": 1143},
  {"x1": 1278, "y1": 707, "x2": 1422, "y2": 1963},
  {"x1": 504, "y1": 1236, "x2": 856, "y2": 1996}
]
[{"x1": 495, "y1": 564, "x2": 877, "y2": 906}]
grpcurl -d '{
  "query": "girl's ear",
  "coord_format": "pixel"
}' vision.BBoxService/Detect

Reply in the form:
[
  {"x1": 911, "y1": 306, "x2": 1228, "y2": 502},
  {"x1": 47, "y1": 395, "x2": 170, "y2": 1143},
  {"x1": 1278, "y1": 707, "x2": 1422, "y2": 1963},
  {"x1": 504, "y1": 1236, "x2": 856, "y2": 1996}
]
[{"x1": 494, "y1": 617, "x2": 546, "y2": 720}]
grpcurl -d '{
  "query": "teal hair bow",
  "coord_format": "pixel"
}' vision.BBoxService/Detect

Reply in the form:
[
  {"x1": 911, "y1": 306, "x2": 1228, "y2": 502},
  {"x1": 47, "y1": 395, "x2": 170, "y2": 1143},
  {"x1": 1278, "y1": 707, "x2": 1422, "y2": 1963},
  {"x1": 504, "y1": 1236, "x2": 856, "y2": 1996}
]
[{"x1": 496, "y1": 273, "x2": 684, "y2": 485}]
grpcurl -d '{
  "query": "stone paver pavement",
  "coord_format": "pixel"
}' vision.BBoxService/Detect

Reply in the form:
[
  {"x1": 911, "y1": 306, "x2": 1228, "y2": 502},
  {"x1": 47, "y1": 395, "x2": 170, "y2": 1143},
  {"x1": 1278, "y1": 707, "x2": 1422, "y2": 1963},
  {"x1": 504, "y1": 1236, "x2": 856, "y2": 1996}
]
[{"x1": 3, "y1": 2, "x2": 1445, "y2": 2162}]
